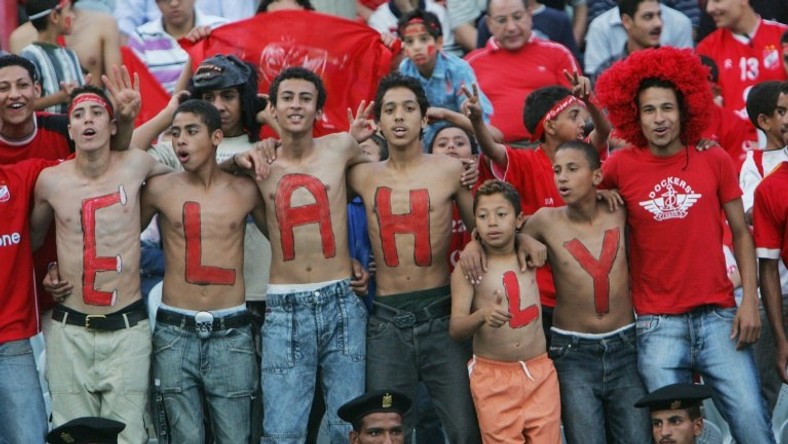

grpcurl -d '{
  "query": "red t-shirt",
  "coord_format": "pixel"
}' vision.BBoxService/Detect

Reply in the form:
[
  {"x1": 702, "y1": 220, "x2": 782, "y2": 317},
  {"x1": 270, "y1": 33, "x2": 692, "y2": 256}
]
[
  {"x1": 703, "y1": 104, "x2": 758, "y2": 173},
  {"x1": 697, "y1": 19, "x2": 788, "y2": 121},
  {"x1": 753, "y1": 161, "x2": 788, "y2": 266},
  {"x1": 448, "y1": 206, "x2": 472, "y2": 273},
  {"x1": 488, "y1": 146, "x2": 563, "y2": 307},
  {"x1": 0, "y1": 159, "x2": 58, "y2": 342},
  {"x1": 602, "y1": 146, "x2": 741, "y2": 314},
  {"x1": 0, "y1": 113, "x2": 72, "y2": 312},
  {"x1": 465, "y1": 36, "x2": 579, "y2": 143}
]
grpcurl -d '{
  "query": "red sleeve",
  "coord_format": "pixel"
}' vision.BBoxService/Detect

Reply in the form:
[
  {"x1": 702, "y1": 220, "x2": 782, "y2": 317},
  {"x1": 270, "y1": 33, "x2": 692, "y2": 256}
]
[
  {"x1": 713, "y1": 147, "x2": 743, "y2": 204},
  {"x1": 753, "y1": 177, "x2": 783, "y2": 253},
  {"x1": 600, "y1": 149, "x2": 620, "y2": 190}
]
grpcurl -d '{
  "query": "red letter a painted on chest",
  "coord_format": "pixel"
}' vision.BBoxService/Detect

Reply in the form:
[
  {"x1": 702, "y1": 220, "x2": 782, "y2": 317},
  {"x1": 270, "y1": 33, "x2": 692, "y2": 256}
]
[
  {"x1": 275, "y1": 174, "x2": 335, "y2": 261},
  {"x1": 81, "y1": 186, "x2": 126, "y2": 306},
  {"x1": 562, "y1": 228, "x2": 620, "y2": 315},
  {"x1": 184, "y1": 202, "x2": 236, "y2": 285},
  {"x1": 375, "y1": 187, "x2": 431, "y2": 267}
]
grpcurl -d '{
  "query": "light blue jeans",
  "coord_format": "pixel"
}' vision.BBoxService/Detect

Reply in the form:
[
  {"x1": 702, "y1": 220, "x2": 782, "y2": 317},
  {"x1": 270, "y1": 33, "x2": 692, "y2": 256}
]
[
  {"x1": 636, "y1": 306, "x2": 775, "y2": 444},
  {"x1": 152, "y1": 309, "x2": 258, "y2": 443},
  {"x1": 0, "y1": 339, "x2": 47, "y2": 444},
  {"x1": 262, "y1": 279, "x2": 366, "y2": 443},
  {"x1": 549, "y1": 326, "x2": 651, "y2": 444}
]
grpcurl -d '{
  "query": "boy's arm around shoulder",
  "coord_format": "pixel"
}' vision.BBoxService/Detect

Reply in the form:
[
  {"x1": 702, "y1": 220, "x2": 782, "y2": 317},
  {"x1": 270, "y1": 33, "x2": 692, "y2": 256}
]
[{"x1": 236, "y1": 174, "x2": 269, "y2": 238}]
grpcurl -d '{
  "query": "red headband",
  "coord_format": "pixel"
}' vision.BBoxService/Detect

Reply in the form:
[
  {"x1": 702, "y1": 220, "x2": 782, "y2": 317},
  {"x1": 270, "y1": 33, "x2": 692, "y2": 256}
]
[
  {"x1": 68, "y1": 93, "x2": 113, "y2": 120},
  {"x1": 531, "y1": 95, "x2": 585, "y2": 142}
]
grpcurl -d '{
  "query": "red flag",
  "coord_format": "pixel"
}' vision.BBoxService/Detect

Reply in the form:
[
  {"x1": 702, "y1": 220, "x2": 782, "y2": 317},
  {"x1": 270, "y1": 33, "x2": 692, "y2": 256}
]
[
  {"x1": 120, "y1": 46, "x2": 172, "y2": 128},
  {"x1": 180, "y1": 10, "x2": 397, "y2": 135}
]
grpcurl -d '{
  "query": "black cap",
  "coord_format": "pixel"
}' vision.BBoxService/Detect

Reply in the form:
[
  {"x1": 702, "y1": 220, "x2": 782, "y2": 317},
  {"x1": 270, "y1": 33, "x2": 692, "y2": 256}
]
[
  {"x1": 192, "y1": 54, "x2": 252, "y2": 92},
  {"x1": 46, "y1": 417, "x2": 125, "y2": 444},
  {"x1": 338, "y1": 390, "x2": 412, "y2": 425},
  {"x1": 635, "y1": 383, "x2": 713, "y2": 411}
]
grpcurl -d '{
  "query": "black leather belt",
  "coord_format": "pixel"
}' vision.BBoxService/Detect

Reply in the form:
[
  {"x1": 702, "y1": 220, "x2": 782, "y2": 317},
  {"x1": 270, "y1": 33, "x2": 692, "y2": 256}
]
[
  {"x1": 156, "y1": 308, "x2": 251, "y2": 332},
  {"x1": 52, "y1": 300, "x2": 147, "y2": 331},
  {"x1": 372, "y1": 298, "x2": 452, "y2": 328}
]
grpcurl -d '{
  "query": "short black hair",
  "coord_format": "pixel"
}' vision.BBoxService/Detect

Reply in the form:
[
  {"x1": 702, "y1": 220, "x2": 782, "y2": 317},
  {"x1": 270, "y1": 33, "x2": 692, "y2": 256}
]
[
  {"x1": 269, "y1": 67, "x2": 327, "y2": 111},
  {"x1": 26, "y1": 0, "x2": 61, "y2": 31},
  {"x1": 556, "y1": 140, "x2": 601, "y2": 170},
  {"x1": 373, "y1": 72, "x2": 430, "y2": 122},
  {"x1": 0, "y1": 54, "x2": 37, "y2": 82},
  {"x1": 618, "y1": 0, "x2": 657, "y2": 19},
  {"x1": 745, "y1": 81, "x2": 783, "y2": 130},
  {"x1": 173, "y1": 99, "x2": 222, "y2": 134},
  {"x1": 474, "y1": 179, "x2": 522, "y2": 216},
  {"x1": 523, "y1": 85, "x2": 573, "y2": 140},
  {"x1": 69, "y1": 84, "x2": 115, "y2": 117},
  {"x1": 428, "y1": 124, "x2": 479, "y2": 155},
  {"x1": 257, "y1": 0, "x2": 314, "y2": 13},
  {"x1": 397, "y1": 9, "x2": 443, "y2": 40}
]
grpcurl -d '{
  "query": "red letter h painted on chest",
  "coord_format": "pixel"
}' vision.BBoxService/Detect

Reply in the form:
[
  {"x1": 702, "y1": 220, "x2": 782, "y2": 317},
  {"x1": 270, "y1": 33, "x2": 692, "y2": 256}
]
[{"x1": 375, "y1": 187, "x2": 431, "y2": 267}]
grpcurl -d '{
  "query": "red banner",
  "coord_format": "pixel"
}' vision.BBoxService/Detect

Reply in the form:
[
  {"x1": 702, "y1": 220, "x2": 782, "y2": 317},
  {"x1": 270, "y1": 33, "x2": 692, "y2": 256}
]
[
  {"x1": 180, "y1": 10, "x2": 397, "y2": 135},
  {"x1": 120, "y1": 46, "x2": 171, "y2": 128}
]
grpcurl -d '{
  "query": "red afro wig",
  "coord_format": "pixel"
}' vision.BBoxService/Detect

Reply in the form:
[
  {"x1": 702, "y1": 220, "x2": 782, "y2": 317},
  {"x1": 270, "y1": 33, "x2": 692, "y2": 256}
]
[{"x1": 595, "y1": 47, "x2": 713, "y2": 148}]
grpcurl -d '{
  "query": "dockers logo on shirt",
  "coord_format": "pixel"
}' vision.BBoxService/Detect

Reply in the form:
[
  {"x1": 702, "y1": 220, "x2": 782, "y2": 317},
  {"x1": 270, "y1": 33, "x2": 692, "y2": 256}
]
[
  {"x1": 639, "y1": 177, "x2": 702, "y2": 221},
  {"x1": 0, "y1": 182, "x2": 9, "y2": 203}
]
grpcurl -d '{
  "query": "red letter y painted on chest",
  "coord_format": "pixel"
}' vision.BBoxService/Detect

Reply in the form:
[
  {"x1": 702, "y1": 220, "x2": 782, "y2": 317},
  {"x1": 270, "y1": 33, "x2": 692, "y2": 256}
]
[
  {"x1": 81, "y1": 186, "x2": 126, "y2": 306},
  {"x1": 275, "y1": 174, "x2": 335, "y2": 261},
  {"x1": 375, "y1": 187, "x2": 431, "y2": 267},
  {"x1": 184, "y1": 202, "x2": 236, "y2": 285},
  {"x1": 562, "y1": 228, "x2": 620, "y2": 315}
]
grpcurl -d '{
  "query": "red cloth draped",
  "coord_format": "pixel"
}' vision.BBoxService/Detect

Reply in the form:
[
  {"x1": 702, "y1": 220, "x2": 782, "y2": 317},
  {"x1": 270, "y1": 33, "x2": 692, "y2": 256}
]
[
  {"x1": 120, "y1": 46, "x2": 171, "y2": 128},
  {"x1": 180, "y1": 10, "x2": 397, "y2": 136}
]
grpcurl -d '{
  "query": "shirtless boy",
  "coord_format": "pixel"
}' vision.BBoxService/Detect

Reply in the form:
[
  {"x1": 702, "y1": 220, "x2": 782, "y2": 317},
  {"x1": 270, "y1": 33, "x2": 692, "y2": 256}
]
[
  {"x1": 140, "y1": 100, "x2": 265, "y2": 442},
  {"x1": 348, "y1": 72, "x2": 481, "y2": 442},
  {"x1": 451, "y1": 179, "x2": 559, "y2": 443},
  {"x1": 255, "y1": 67, "x2": 368, "y2": 442},
  {"x1": 30, "y1": 85, "x2": 170, "y2": 444},
  {"x1": 523, "y1": 140, "x2": 650, "y2": 444}
]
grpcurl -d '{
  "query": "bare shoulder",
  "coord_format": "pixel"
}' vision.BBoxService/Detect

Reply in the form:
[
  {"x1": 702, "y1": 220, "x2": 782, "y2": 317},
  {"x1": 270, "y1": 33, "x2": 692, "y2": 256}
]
[
  {"x1": 228, "y1": 171, "x2": 259, "y2": 196},
  {"x1": 316, "y1": 132, "x2": 355, "y2": 153}
]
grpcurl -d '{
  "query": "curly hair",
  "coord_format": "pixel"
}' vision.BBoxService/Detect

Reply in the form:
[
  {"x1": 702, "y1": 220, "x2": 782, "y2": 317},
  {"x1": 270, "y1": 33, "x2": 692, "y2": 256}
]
[{"x1": 595, "y1": 47, "x2": 713, "y2": 148}]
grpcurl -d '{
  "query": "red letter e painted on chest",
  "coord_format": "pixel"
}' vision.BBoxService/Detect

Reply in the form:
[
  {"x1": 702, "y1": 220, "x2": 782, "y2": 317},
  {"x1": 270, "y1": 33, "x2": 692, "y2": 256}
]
[{"x1": 81, "y1": 186, "x2": 126, "y2": 306}]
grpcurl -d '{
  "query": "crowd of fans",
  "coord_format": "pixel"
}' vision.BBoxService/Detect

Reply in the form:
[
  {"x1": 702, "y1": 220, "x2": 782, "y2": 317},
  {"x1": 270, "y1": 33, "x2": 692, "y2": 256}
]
[{"x1": 1, "y1": 0, "x2": 788, "y2": 443}]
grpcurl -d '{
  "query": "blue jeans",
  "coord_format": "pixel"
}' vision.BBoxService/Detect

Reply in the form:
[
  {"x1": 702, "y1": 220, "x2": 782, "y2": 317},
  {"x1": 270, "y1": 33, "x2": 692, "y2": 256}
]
[
  {"x1": 262, "y1": 279, "x2": 366, "y2": 443},
  {"x1": 153, "y1": 308, "x2": 258, "y2": 443},
  {"x1": 366, "y1": 294, "x2": 481, "y2": 443},
  {"x1": 0, "y1": 339, "x2": 47, "y2": 444},
  {"x1": 548, "y1": 326, "x2": 651, "y2": 444},
  {"x1": 636, "y1": 306, "x2": 775, "y2": 444}
]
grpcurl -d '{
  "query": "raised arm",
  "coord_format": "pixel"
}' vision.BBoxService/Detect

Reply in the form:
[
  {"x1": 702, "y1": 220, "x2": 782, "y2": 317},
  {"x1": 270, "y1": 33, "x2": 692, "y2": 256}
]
[
  {"x1": 130, "y1": 91, "x2": 190, "y2": 150},
  {"x1": 564, "y1": 70, "x2": 610, "y2": 154},
  {"x1": 103, "y1": 65, "x2": 141, "y2": 151},
  {"x1": 462, "y1": 84, "x2": 507, "y2": 168}
]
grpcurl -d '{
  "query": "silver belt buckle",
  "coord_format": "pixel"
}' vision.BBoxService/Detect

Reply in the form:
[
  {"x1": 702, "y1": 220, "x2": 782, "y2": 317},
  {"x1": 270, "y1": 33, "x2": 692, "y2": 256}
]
[{"x1": 194, "y1": 311, "x2": 214, "y2": 339}]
